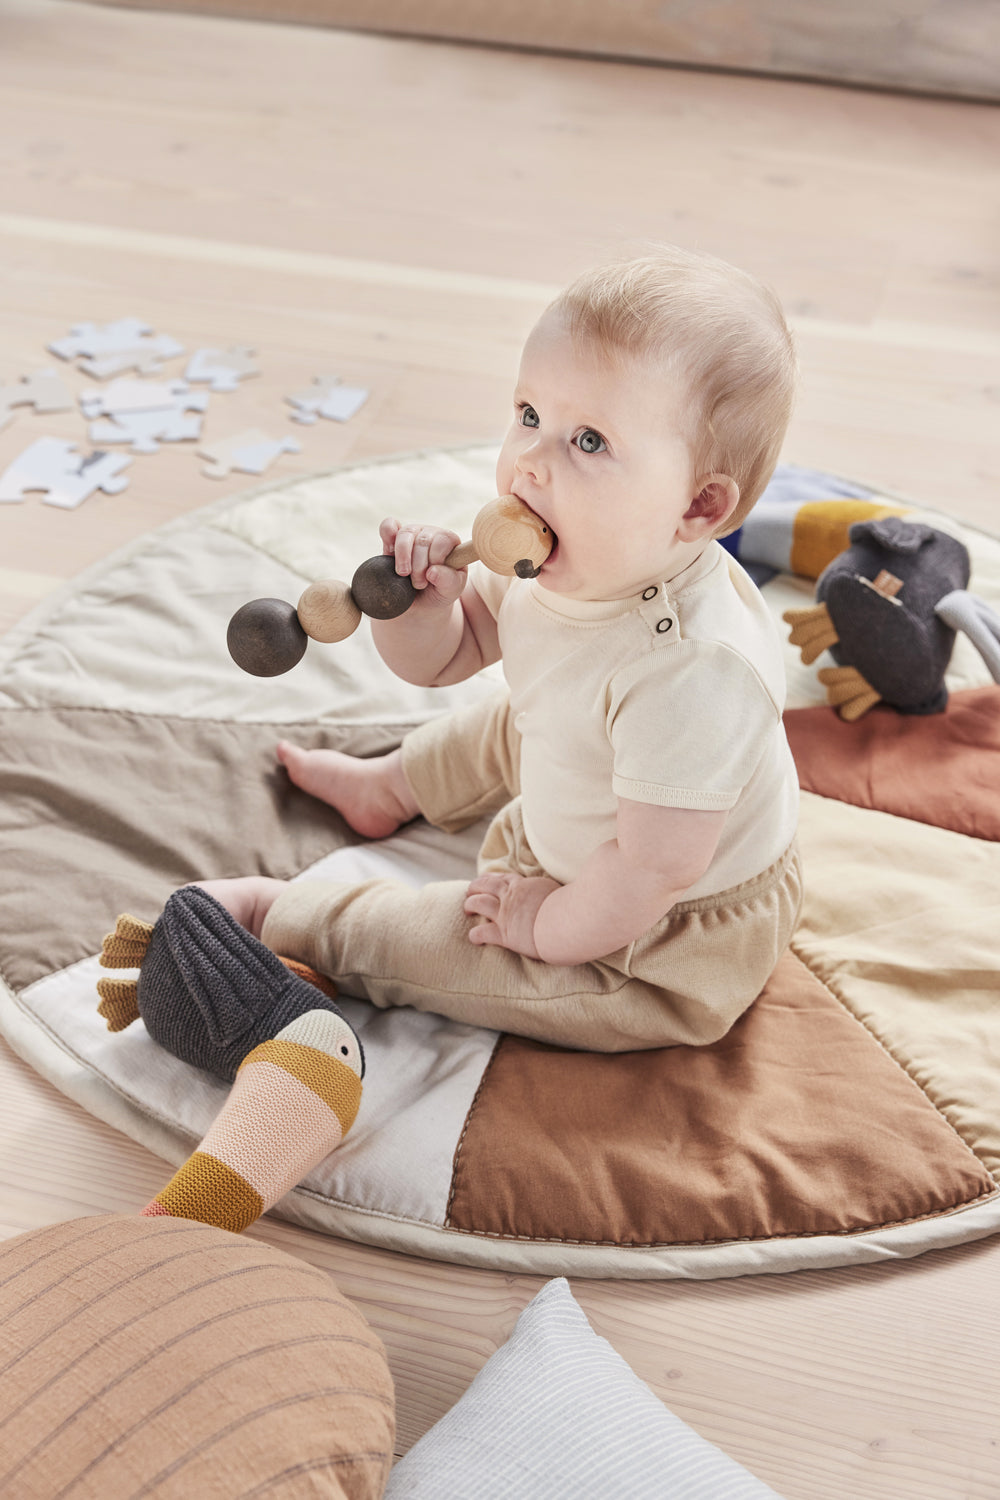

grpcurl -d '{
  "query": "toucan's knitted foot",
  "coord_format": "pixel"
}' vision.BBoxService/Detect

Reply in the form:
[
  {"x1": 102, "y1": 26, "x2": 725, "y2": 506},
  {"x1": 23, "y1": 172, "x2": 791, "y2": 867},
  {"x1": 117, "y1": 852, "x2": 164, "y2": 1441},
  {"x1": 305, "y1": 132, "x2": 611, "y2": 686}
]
[{"x1": 140, "y1": 1009, "x2": 363, "y2": 1234}]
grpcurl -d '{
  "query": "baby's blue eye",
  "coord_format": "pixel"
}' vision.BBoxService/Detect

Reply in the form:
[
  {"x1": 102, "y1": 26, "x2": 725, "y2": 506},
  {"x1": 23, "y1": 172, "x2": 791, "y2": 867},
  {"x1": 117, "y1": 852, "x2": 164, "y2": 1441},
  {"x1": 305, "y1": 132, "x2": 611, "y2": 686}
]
[
  {"x1": 519, "y1": 405, "x2": 539, "y2": 428},
  {"x1": 576, "y1": 429, "x2": 606, "y2": 454}
]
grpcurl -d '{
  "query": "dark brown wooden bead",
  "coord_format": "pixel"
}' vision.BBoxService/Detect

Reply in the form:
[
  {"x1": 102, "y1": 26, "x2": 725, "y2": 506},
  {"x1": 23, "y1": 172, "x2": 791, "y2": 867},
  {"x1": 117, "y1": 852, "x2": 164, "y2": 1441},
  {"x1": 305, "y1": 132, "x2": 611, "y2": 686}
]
[
  {"x1": 350, "y1": 554, "x2": 417, "y2": 619},
  {"x1": 227, "y1": 598, "x2": 308, "y2": 677}
]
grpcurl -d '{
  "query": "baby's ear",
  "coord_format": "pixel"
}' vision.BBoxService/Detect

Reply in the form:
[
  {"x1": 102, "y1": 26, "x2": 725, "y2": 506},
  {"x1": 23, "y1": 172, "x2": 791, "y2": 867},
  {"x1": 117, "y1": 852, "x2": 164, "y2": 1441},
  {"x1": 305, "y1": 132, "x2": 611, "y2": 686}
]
[{"x1": 680, "y1": 474, "x2": 740, "y2": 538}]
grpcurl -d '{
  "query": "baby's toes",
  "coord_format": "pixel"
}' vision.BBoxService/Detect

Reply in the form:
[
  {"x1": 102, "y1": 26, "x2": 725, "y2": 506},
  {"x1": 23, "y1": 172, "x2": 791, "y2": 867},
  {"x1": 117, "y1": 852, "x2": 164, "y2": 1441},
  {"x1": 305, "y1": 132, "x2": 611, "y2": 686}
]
[{"x1": 276, "y1": 740, "x2": 309, "y2": 782}]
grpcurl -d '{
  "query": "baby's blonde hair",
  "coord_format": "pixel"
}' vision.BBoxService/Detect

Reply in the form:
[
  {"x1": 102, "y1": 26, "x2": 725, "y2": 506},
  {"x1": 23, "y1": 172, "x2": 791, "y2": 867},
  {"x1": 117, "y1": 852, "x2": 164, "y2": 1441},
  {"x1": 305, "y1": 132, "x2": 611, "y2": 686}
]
[{"x1": 550, "y1": 247, "x2": 797, "y2": 534}]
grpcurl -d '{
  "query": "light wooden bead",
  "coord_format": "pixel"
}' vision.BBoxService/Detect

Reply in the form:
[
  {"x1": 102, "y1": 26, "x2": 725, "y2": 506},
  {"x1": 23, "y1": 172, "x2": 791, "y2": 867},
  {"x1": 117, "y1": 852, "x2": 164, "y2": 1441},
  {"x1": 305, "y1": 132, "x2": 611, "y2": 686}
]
[
  {"x1": 297, "y1": 579, "x2": 363, "y2": 643},
  {"x1": 471, "y1": 494, "x2": 552, "y2": 577}
]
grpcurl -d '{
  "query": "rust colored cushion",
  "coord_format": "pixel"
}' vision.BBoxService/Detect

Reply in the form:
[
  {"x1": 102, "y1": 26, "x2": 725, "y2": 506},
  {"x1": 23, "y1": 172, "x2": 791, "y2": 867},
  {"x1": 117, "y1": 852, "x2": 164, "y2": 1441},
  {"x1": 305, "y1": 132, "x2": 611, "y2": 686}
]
[
  {"x1": 0, "y1": 1214, "x2": 394, "y2": 1499},
  {"x1": 784, "y1": 686, "x2": 1000, "y2": 840}
]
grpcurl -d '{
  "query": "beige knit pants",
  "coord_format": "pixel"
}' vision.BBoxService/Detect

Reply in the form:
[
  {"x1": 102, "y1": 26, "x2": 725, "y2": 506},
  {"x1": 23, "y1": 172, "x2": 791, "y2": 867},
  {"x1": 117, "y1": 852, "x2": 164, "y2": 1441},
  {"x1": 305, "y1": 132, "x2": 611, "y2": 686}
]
[{"x1": 261, "y1": 691, "x2": 803, "y2": 1051}]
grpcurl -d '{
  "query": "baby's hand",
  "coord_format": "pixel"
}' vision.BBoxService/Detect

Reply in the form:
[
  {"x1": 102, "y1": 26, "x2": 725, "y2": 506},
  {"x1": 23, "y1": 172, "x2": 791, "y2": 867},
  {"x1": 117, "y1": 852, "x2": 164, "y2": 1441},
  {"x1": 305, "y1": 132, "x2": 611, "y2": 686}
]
[
  {"x1": 464, "y1": 872, "x2": 561, "y2": 959},
  {"x1": 379, "y1": 518, "x2": 467, "y2": 608}
]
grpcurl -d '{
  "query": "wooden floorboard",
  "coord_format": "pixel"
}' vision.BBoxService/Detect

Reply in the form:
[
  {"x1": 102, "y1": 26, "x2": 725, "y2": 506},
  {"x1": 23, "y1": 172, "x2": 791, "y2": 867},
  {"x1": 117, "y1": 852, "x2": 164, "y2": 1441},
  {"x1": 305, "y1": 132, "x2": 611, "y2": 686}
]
[{"x1": 1, "y1": 3, "x2": 998, "y2": 1494}]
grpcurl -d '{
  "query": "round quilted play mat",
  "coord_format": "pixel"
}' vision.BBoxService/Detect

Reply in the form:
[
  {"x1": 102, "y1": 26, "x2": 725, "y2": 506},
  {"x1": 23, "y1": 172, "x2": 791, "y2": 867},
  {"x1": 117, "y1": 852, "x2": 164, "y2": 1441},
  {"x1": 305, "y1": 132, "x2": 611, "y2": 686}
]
[{"x1": 2, "y1": 447, "x2": 999, "y2": 1279}]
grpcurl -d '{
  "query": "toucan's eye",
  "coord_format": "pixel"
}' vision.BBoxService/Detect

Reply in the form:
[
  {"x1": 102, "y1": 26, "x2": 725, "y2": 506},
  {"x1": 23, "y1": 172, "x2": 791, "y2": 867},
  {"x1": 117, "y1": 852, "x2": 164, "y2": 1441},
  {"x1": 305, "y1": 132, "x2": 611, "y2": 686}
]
[
  {"x1": 575, "y1": 429, "x2": 606, "y2": 454},
  {"x1": 519, "y1": 405, "x2": 540, "y2": 428}
]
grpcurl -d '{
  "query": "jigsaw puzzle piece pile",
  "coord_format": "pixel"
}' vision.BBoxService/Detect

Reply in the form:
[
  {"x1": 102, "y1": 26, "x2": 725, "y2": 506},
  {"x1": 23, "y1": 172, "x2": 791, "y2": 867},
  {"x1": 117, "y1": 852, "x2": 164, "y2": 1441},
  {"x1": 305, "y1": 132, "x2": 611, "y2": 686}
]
[{"x1": 0, "y1": 318, "x2": 370, "y2": 507}]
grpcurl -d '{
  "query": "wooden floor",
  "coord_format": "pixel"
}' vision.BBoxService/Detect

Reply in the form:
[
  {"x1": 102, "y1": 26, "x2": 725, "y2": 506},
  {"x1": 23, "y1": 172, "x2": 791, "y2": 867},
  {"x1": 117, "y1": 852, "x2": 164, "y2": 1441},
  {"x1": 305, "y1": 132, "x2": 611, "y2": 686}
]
[{"x1": 1, "y1": 2, "x2": 999, "y2": 1493}]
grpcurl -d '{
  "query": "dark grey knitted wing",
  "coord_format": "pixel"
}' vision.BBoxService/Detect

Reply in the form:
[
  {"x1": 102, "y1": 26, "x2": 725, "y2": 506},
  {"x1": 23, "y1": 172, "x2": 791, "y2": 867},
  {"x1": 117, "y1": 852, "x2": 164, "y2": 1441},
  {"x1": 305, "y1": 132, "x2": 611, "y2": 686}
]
[
  {"x1": 160, "y1": 885, "x2": 297, "y2": 1048},
  {"x1": 137, "y1": 885, "x2": 364, "y2": 1083}
]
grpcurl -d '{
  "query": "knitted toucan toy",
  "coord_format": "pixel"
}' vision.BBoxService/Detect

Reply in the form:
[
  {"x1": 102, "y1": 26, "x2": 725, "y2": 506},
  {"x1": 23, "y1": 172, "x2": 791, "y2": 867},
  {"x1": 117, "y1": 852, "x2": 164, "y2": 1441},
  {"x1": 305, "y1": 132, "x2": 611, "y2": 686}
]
[
  {"x1": 783, "y1": 516, "x2": 1000, "y2": 721},
  {"x1": 722, "y1": 490, "x2": 1000, "y2": 721},
  {"x1": 98, "y1": 885, "x2": 365, "y2": 1234}
]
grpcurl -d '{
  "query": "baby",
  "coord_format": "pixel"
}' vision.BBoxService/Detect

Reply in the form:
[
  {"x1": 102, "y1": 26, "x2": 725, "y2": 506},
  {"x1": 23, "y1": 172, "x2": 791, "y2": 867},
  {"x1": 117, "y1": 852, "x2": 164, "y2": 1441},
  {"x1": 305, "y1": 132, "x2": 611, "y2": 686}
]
[{"x1": 203, "y1": 246, "x2": 803, "y2": 1053}]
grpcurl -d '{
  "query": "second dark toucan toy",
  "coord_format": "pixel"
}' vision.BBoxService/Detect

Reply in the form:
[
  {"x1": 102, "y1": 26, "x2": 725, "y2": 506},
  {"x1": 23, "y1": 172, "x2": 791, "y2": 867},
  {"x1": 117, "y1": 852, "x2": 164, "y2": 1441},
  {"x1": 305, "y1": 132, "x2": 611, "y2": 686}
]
[{"x1": 784, "y1": 516, "x2": 1000, "y2": 720}]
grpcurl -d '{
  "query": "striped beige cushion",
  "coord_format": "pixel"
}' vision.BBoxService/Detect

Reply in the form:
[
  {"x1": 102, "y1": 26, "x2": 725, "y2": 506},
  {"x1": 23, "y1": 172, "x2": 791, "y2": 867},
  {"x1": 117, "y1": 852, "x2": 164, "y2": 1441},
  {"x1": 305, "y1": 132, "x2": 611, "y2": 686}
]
[{"x1": 0, "y1": 1214, "x2": 394, "y2": 1498}]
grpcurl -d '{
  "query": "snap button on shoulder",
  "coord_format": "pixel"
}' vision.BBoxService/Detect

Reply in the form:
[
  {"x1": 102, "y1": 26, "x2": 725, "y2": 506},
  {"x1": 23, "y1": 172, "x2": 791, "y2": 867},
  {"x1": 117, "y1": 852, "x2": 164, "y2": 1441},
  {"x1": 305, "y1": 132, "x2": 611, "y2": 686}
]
[
  {"x1": 642, "y1": 586, "x2": 658, "y2": 601},
  {"x1": 656, "y1": 617, "x2": 673, "y2": 633}
]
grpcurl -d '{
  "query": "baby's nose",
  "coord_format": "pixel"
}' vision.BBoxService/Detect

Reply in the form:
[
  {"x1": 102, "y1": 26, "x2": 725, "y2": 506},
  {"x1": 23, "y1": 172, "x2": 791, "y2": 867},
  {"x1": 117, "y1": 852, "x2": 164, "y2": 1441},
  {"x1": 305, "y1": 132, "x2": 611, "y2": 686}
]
[{"x1": 516, "y1": 442, "x2": 547, "y2": 482}]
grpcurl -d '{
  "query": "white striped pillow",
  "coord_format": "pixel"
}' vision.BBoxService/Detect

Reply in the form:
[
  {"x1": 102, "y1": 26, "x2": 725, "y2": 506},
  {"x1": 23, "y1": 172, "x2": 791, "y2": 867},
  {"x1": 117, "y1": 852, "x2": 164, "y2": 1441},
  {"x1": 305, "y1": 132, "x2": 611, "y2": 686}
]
[{"x1": 386, "y1": 1278, "x2": 784, "y2": 1499}]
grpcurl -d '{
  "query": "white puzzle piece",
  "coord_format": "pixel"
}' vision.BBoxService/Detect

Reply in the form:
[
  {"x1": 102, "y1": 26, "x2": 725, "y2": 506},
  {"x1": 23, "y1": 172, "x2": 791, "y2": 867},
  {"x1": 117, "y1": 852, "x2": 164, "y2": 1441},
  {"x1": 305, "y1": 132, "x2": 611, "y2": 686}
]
[
  {"x1": 286, "y1": 374, "x2": 369, "y2": 425},
  {"x1": 0, "y1": 369, "x2": 75, "y2": 431},
  {"x1": 79, "y1": 379, "x2": 209, "y2": 453},
  {"x1": 48, "y1": 318, "x2": 153, "y2": 361},
  {"x1": 78, "y1": 378, "x2": 202, "y2": 418},
  {"x1": 48, "y1": 319, "x2": 184, "y2": 379},
  {"x1": 185, "y1": 347, "x2": 259, "y2": 392},
  {"x1": 0, "y1": 437, "x2": 131, "y2": 508},
  {"x1": 78, "y1": 341, "x2": 186, "y2": 380},
  {"x1": 198, "y1": 429, "x2": 300, "y2": 480},
  {"x1": 87, "y1": 408, "x2": 206, "y2": 454}
]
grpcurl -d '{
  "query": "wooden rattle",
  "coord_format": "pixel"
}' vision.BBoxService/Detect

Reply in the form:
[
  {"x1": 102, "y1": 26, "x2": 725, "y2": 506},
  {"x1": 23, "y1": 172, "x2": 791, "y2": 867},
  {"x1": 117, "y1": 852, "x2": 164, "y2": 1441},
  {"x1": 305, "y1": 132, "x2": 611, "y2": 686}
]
[{"x1": 227, "y1": 494, "x2": 552, "y2": 677}]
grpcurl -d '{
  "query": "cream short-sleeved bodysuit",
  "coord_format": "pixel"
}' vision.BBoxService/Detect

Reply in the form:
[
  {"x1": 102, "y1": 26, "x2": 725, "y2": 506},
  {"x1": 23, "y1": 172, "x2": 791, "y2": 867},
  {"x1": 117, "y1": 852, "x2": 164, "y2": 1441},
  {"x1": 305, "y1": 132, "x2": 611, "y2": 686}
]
[{"x1": 472, "y1": 541, "x2": 799, "y2": 898}]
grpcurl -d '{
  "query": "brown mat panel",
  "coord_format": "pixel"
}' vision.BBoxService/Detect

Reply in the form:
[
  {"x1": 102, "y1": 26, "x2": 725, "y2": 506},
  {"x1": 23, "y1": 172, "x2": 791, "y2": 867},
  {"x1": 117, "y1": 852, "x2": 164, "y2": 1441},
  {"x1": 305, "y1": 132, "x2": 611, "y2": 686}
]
[
  {"x1": 0, "y1": 707, "x2": 409, "y2": 993},
  {"x1": 784, "y1": 687, "x2": 1000, "y2": 841},
  {"x1": 446, "y1": 950, "x2": 995, "y2": 1247}
]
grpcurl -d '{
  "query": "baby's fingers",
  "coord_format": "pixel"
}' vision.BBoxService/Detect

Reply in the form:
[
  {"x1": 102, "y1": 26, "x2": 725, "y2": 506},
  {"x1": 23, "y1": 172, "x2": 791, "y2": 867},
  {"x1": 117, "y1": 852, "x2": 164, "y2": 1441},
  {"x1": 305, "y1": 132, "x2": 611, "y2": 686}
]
[
  {"x1": 424, "y1": 562, "x2": 467, "y2": 605},
  {"x1": 468, "y1": 921, "x2": 502, "y2": 947},
  {"x1": 378, "y1": 517, "x2": 402, "y2": 554},
  {"x1": 463, "y1": 889, "x2": 500, "y2": 920},
  {"x1": 466, "y1": 872, "x2": 512, "y2": 897}
]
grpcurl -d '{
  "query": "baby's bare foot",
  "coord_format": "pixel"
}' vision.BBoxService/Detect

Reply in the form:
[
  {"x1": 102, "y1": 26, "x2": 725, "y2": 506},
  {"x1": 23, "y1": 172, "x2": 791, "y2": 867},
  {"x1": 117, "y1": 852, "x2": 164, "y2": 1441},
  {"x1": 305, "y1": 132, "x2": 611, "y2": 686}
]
[
  {"x1": 276, "y1": 742, "x2": 419, "y2": 838},
  {"x1": 193, "y1": 876, "x2": 287, "y2": 938}
]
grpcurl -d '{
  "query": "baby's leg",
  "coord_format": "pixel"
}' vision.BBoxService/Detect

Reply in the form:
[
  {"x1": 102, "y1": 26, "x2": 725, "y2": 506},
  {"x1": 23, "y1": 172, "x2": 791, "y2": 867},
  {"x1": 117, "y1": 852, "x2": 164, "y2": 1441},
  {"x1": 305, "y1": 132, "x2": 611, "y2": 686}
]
[
  {"x1": 260, "y1": 874, "x2": 665, "y2": 1052},
  {"x1": 400, "y1": 689, "x2": 521, "y2": 833},
  {"x1": 277, "y1": 687, "x2": 520, "y2": 838}
]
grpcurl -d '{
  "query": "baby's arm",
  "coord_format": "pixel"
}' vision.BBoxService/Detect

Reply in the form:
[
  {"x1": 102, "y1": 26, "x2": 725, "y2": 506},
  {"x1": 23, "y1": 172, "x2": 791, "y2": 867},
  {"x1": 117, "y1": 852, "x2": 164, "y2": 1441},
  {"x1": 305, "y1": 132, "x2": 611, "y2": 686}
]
[
  {"x1": 464, "y1": 800, "x2": 727, "y2": 964},
  {"x1": 370, "y1": 519, "x2": 501, "y2": 686}
]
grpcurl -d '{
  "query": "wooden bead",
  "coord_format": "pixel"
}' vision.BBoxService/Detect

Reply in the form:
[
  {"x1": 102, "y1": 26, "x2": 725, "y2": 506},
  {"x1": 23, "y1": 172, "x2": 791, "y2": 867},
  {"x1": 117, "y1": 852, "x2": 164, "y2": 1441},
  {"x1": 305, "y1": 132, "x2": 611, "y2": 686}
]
[
  {"x1": 227, "y1": 598, "x2": 308, "y2": 677},
  {"x1": 471, "y1": 495, "x2": 552, "y2": 577},
  {"x1": 297, "y1": 579, "x2": 362, "y2": 643},
  {"x1": 350, "y1": 554, "x2": 417, "y2": 619}
]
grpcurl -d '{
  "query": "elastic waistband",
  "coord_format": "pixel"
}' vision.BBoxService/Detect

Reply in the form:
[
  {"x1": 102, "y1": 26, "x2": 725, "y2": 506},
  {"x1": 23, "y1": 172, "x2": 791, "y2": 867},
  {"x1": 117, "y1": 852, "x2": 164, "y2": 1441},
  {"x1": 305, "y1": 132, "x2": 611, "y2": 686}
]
[{"x1": 670, "y1": 840, "x2": 801, "y2": 914}]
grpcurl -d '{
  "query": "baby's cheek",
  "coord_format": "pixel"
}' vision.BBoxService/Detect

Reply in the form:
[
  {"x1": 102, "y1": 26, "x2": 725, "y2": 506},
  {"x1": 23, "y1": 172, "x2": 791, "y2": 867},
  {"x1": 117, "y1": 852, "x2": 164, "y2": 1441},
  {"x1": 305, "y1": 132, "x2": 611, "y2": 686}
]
[{"x1": 495, "y1": 429, "x2": 520, "y2": 490}]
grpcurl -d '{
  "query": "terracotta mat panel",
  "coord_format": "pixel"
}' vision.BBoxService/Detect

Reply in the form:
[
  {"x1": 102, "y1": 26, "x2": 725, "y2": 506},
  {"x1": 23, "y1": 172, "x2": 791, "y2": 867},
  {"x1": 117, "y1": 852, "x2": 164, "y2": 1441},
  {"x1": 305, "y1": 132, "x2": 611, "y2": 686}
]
[
  {"x1": 785, "y1": 687, "x2": 1000, "y2": 841},
  {"x1": 446, "y1": 951, "x2": 995, "y2": 1248}
]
